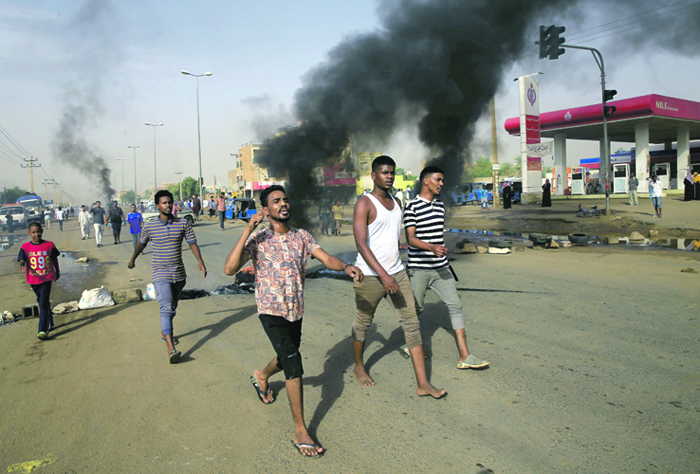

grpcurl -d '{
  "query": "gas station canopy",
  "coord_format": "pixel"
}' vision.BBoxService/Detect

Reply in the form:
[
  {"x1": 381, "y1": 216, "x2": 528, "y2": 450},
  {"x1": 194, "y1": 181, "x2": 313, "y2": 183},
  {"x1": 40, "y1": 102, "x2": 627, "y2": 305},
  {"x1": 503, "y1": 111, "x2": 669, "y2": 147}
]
[{"x1": 504, "y1": 94, "x2": 700, "y2": 143}]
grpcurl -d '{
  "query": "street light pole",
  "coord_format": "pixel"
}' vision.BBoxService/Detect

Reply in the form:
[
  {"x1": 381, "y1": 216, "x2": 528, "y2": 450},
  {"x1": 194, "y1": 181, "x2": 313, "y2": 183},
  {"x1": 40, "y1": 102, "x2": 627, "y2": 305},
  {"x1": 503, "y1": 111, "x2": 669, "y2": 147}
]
[
  {"x1": 145, "y1": 123, "x2": 163, "y2": 199},
  {"x1": 127, "y1": 145, "x2": 139, "y2": 197},
  {"x1": 116, "y1": 158, "x2": 127, "y2": 203},
  {"x1": 175, "y1": 171, "x2": 183, "y2": 201},
  {"x1": 181, "y1": 70, "x2": 212, "y2": 201}
]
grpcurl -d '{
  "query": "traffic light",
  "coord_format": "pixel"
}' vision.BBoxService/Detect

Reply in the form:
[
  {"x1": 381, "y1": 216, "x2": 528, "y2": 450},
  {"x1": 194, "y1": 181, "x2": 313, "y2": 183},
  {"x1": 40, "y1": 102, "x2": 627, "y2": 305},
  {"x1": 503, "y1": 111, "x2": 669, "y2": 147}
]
[
  {"x1": 603, "y1": 89, "x2": 617, "y2": 117},
  {"x1": 538, "y1": 25, "x2": 566, "y2": 60}
]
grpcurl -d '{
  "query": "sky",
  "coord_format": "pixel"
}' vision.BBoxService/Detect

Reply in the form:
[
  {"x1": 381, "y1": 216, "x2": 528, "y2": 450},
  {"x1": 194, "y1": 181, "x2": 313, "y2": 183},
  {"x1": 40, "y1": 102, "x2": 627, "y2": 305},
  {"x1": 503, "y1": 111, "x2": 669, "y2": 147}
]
[{"x1": 2, "y1": 0, "x2": 700, "y2": 204}]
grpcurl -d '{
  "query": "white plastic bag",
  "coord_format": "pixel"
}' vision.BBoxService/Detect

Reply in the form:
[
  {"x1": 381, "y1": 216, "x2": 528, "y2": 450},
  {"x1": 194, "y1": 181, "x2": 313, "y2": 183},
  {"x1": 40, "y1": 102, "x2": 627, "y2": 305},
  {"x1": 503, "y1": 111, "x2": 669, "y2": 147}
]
[
  {"x1": 78, "y1": 286, "x2": 116, "y2": 309},
  {"x1": 144, "y1": 283, "x2": 156, "y2": 301}
]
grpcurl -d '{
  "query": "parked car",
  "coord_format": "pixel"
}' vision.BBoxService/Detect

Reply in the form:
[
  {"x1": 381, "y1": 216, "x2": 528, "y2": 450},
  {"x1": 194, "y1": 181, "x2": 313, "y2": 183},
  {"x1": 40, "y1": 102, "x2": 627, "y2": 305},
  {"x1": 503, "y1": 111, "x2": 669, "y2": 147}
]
[{"x1": 142, "y1": 204, "x2": 195, "y2": 226}]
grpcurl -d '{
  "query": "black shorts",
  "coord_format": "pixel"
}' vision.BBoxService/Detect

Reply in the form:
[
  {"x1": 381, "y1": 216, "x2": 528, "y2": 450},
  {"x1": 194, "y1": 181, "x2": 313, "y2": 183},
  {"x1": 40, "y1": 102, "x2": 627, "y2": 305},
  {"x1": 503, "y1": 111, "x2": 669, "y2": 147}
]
[{"x1": 258, "y1": 314, "x2": 303, "y2": 380}]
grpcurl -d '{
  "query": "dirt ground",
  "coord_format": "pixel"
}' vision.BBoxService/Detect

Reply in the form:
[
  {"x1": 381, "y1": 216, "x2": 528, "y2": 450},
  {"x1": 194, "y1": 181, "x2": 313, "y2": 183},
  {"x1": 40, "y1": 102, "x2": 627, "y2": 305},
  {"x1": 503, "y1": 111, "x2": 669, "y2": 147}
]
[{"x1": 0, "y1": 203, "x2": 699, "y2": 473}]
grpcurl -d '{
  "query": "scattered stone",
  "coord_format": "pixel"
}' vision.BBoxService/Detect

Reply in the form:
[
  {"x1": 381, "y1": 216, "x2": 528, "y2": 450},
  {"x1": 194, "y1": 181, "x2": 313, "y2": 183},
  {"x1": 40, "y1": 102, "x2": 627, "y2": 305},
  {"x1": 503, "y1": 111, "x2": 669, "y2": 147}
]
[
  {"x1": 0, "y1": 311, "x2": 14, "y2": 322},
  {"x1": 560, "y1": 241, "x2": 572, "y2": 248},
  {"x1": 680, "y1": 267, "x2": 698, "y2": 273},
  {"x1": 456, "y1": 238, "x2": 471, "y2": 249},
  {"x1": 649, "y1": 230, "x2": 659, "y2": 238},
  {"x1": 477, "y1": 246, "x2": 488, "y2": 254},
  {"x1": 111, "y1": 289, "x2": 143, "y2": 304},
  {"x1": 548, "y1": 240, "x2": 560, "y2": 249},
  {"x1": 74, "y1": 257, "x2": 89, "y2": 263},
  {"x1": 454, "y1": 242, "x2": 477, "y2": 254},
  {"x1": 603, "y1": 237, "x2": 620, "y2": 245},
  {"x1": 514, "y1": 246, "x2": 526, "y2": 252},
  {"x1": 532, "y1": 245, "x2": 543, "y2": 250},
  {"x1": 488, "y1": 247, "x2": 511, "y2": 254},
  {"x1": 53, "y1": 301, "x2": 79, "y2": 314},
  {"x1": 129, "y1": 278, "x2": 142, "y2": 282},
  {"x1": 629, "y1": 231, "x2": 645, "y2": 242}
]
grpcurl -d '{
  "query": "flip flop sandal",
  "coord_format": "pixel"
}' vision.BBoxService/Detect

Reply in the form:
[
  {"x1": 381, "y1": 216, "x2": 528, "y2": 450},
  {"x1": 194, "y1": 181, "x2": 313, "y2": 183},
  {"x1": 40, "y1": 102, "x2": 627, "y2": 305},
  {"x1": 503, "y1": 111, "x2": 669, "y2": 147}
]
[
  {"x1": 291, "y1": 440, "x2": 325, "y2": 458},
  {"x1": 250, "y1": 374, "x2": 275, "y2": 404}
]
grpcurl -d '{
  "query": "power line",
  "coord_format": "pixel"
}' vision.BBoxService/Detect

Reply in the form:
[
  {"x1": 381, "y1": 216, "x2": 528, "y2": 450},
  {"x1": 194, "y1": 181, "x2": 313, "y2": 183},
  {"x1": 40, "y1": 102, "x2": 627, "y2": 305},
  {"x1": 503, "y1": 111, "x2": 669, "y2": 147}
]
[{"x1": 565, "y1": 0, "x2": 699, "y2": 40}]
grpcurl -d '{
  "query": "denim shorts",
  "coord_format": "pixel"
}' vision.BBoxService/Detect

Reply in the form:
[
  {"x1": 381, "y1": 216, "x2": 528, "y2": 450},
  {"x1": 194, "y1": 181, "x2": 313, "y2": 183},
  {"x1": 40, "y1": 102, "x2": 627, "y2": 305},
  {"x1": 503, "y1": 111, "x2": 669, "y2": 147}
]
[{"x1": 652, "y1": 196, "x2": 662, "y2": 207}]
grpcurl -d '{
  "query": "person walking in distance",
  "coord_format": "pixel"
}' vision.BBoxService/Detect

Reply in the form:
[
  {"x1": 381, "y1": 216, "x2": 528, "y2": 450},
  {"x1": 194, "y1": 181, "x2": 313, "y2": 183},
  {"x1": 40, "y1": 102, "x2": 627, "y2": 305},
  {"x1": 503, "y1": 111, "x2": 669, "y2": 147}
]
[
  {"x1": 224, "y1": 185, "x2": 363, "y2": 458},
  {"x1": 90, "y1": 201, "x2": 106, "y2": 247},
  {"x1": 126, "y1": 203, "x2": 144, "y2": 250},
  {"x1": 55, "y1": 206, "x2": 64, "y2": 231},
  {"x1": 649, "y1": 175, "x2": 664, "y2": 218},
  {"x1": 216, "y1": 193, "x2": 227, "y2": 231},
  {"x1": 332, "y1": 200, "x2": 344, "y2": 235},
  {"x1": 192, "y1": 195, "x2": 201, "y2": 221},
  {"x1": 78, "y1": 205, "x2": 91, "y2": 240},
  {"x1": 108, "y1": 201, "x2": 126, "y2": 245},
  {"x1": 628, "y1": 173, "x2": 639, "y2": 206},
  {"x1": 403, "y1": 166, "x2": 489, "y2": 370},
  {"x1": 128, "y1": 190, "x2": 207, "y2": 364},
  {"x1": 351, "y1": 155, "x2": 446, "y2": 399}
]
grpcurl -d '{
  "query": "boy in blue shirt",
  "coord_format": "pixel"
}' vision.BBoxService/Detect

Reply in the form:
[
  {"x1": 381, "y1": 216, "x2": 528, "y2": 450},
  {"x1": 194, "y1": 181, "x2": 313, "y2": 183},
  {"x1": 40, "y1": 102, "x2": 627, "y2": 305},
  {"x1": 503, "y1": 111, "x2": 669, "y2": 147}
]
[{"x1": 126, "y1": 203, "x2": 144, "y2": 249}]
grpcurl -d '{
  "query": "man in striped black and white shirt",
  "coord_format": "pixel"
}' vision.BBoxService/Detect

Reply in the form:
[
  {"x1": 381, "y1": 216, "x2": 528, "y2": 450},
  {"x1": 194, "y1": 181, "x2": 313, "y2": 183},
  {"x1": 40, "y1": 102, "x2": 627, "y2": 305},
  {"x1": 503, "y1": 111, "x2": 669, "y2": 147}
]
[{"x1": 404, "y1": 166, "x2": 489, "y2": 370}]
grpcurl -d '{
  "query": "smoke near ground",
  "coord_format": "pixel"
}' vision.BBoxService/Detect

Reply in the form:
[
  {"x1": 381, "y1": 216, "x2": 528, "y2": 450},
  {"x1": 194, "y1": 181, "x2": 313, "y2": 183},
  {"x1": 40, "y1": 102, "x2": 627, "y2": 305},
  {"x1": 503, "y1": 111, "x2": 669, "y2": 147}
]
[
  {"x1": 51, "y1": 0, "x2": 120, "y2": 202},
  {"x1": 256, "y1": 0, "x2": 700, "y2": 224}
]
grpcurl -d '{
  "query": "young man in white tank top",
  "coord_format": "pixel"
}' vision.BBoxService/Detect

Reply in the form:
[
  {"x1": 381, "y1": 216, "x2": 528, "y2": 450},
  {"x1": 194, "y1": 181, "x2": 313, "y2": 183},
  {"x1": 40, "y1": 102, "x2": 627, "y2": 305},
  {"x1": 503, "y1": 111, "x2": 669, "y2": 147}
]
[{"x1": 351, "y1": 155, "x2": 446, "y2": 399}]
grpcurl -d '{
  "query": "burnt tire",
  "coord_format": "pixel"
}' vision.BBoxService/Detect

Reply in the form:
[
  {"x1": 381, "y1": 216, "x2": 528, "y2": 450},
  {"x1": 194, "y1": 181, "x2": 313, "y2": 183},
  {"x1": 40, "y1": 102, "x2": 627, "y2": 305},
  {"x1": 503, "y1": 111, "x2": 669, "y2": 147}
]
[
  {"x1": 488, "y1": 240, "x2": 512, "y2": 249},
  {"x1": 528, "y1": 233, "x2": 552, "y2": 245},
  {"x1": 568, "y1": 233, "x2": 590, "y2": 245}
]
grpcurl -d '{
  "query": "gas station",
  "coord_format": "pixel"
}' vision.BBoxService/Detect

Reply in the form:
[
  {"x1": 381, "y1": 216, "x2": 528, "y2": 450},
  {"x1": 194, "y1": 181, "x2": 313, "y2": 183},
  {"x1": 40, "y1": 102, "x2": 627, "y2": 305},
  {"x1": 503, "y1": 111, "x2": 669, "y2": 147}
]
[{"x1": 505, "y1": 94, "x2": 700, "y2": 197}]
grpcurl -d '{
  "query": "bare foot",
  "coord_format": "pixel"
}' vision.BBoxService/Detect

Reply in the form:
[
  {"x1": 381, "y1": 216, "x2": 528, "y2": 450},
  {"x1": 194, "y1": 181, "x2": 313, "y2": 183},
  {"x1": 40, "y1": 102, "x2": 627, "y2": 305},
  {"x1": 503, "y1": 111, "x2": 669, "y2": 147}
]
[
  {"x1": 253, "y1": 370, "x2": 274, "y2": 404},
  {"x1": 353, "y1": 364, "x2": 376, "y2": 386},
  {"x1": 293, "y1": 432, "x2": 324, "y2": 457},
  {"x1": 416, "y1": 383, "x2": 446, "y2": 399}
]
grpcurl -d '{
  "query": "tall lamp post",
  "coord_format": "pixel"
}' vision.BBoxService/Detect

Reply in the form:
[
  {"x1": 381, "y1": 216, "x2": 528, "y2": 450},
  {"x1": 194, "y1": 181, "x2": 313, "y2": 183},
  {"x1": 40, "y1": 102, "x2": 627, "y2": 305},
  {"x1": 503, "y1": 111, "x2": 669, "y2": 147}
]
[
  {"x1": 127, "y1": 145, "x2": 139, "y2": 197},
  {"x1": 116, "y1": 158, "x2": 127, "y2": 203},
  {"x1": 144, "y1": 122, "x2": 164, "y2": 198},
  {"x1": 181, "y1": 70, "x2": 212, "y2": 201}
]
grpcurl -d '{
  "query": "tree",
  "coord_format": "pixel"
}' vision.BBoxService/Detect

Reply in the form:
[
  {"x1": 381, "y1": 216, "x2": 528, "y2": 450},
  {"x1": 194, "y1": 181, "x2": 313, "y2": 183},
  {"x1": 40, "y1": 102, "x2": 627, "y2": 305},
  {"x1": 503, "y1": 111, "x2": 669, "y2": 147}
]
[
  {"x1": 542, "y1": 166, "x2": 553, "y2": 178},
  {"x1": 499, "y1": 162, "x2": 516, "y2": 178},
  {"x1": 1, "y1": 186, "x2": 29, "y2": 205},
  {"x1": 472, "y1": 156, "x2": 493, "y2": 178},
  {"x1": 122, "y1": 190, "x2": 137, "y2": 205},
  {"x1": 181, "y1": 177, "x2": 199, "y2": 199}
]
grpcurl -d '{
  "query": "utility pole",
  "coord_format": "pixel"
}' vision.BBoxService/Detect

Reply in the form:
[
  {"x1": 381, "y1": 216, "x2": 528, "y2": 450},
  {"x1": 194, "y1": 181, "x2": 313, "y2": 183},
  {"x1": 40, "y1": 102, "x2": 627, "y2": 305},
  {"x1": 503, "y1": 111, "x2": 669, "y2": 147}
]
[
  {"x1": 43, "y1": 179, "x2": 53, "y2": 203},
  {"x1": 175, "y1": 172, "x2": 183, "y2": 201},
  {"x1": 490, "y1": 97, "x2": 501, "y2": 208},
  {"x1": 54, "y1": 182, "x2": 60, "y2": 207},
  {"x1": 116, "y1": 158, "x2": 127, "y2": 203},
  {"x1": 21, "y1": 157, "x2": 40, "y2": 193}
]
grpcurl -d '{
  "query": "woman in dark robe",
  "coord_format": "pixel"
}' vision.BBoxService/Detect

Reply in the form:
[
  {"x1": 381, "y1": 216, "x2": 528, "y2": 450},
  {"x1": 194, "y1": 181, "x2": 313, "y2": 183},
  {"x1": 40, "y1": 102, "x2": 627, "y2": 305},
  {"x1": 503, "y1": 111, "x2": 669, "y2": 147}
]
[
  {"x1": 541, "y1": 179, "x2": 552, "y2": 207},
  {"x1": 683, "y1": 170, "x2": 694, "y2": 201},
  {"x1": 502, "y1": 182, "x2": 512, "y2": 209}
]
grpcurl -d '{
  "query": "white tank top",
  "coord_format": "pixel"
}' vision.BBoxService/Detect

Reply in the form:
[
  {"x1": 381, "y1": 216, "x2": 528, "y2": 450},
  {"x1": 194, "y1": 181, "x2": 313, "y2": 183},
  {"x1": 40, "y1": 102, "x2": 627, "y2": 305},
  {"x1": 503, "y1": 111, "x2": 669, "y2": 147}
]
[{"x1": 356, "y1": 193, "x2": 404, "y2": 277}]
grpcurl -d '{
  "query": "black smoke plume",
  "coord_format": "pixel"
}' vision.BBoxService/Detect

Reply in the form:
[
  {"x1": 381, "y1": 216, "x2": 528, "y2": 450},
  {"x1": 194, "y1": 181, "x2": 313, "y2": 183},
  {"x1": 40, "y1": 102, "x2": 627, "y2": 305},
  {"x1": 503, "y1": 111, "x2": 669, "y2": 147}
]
[
  {"x1": 257, "y1": 0, "x2": 700, "y2": 226},
  {"x1": 51, "y1": 0, "x2": 119, "y2": 201}
]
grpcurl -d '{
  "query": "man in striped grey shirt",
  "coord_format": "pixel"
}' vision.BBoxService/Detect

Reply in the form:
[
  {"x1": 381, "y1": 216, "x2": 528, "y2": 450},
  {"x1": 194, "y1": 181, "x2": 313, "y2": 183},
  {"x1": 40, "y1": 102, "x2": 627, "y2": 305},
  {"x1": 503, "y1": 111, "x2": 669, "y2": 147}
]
[
  {"x1": 128, "y1": 190, "x2": 207, "y2": 364},
  {"x1": 404, "y1": 166, "x2": 489, "y2": 370}
]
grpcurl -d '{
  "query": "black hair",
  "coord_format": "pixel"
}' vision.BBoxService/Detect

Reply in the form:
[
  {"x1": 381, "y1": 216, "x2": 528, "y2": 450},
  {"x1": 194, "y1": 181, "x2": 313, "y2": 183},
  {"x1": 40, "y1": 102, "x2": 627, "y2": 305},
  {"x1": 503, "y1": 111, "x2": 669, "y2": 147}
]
[
  {"x1": 154, "y1": 190, "x2": 174, "y2": 204},
  {"x1": 28, "y1": 222, "x2": 42, "y2": 231},
  {"x1": 260, "y1": 185, "x2": 286, "y2": 207},
  {"x1": 372, "y1": 155, "x2": 396, "y2": 172},
  {"x1": 420, "y1": 166, "x2": 444, "y2": 183}
]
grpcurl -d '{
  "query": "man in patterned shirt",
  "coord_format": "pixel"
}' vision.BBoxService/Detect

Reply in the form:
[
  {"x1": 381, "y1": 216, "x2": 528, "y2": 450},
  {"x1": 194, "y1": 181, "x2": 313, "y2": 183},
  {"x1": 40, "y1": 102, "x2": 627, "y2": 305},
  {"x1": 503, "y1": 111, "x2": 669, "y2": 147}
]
[
  {"x1": 224, "y1": 185, "x2": 362, "y2": 458},
  {"x1": 403, "y1": 166, "x2": 489, "y2": 370},
  {"x1": 127, "y1": 190, "x2": 207, "y2": 364}
]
